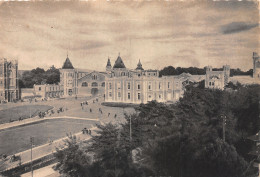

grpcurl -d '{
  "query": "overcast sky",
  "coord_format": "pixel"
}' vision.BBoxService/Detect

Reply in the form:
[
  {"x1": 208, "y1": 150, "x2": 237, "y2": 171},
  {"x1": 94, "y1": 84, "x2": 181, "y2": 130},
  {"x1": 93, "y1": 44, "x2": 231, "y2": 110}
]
[{"x1": 0, "y1": 1, "x2": 259, "y2": 71}]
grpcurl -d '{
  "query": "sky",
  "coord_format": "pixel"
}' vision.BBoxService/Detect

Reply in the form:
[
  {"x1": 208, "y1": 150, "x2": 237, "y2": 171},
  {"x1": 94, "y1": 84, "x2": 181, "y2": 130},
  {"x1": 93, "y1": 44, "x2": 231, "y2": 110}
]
[{"x1": 0, "y1": 1, "x2": 259, "y2": 71}]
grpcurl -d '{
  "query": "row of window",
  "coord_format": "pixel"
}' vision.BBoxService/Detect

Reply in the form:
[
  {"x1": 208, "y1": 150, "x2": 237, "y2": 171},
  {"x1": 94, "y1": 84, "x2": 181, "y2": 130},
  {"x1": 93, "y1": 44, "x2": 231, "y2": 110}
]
[
  {"x1": 82, "y1": 82, "x2": 105, "y2": 87},
  {"x1": 108, "y1": 82, "x2": 179, "y2": 90},
  {"x1": 108, "y1": 92, "x2": 163, "y2": 100}
]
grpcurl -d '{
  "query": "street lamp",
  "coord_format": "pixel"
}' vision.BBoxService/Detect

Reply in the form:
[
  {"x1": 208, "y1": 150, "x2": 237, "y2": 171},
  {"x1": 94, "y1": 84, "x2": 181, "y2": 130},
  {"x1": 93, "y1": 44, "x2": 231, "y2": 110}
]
[{"x1": 30, "y1": 136, "x2": 34, "y2": 177}]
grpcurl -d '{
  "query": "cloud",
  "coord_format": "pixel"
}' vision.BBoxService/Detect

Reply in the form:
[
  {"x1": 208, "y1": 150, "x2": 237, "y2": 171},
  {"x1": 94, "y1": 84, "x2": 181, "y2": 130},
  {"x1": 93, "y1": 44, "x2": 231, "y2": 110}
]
[{"x1": 220, "y1": 22, "x2": 258, "y2": 34}]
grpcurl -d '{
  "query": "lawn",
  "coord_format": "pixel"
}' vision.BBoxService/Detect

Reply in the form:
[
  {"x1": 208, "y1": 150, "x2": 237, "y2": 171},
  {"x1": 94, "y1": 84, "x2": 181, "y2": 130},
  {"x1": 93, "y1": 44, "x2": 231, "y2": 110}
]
[
  {"x1": 0, "y1": 105, "x2": 53, "y2": 124},
  {"x1": 0, "y1": 118, "x2": 99, "y2": 156}
]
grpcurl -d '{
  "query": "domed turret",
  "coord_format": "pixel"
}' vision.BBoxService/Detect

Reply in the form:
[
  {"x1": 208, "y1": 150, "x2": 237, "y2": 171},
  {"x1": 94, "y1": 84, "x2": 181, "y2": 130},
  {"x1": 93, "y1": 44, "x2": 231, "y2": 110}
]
[
  {"x1": 136, "y1": 59, "x2": 144, "y2": 70},
  {"x1": 113, "y1": 53, "x2": 126, "y2": 69},
  {"x1": 62, "y1": 54, "x2": 74, "y2": 69}
]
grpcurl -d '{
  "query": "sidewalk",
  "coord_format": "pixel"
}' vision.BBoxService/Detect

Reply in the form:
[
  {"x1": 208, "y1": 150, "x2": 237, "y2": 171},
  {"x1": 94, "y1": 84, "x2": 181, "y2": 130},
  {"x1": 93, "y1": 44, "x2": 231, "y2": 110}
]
[{"x1": 21, "y1": 163, "x2": 59, "y2": 177}]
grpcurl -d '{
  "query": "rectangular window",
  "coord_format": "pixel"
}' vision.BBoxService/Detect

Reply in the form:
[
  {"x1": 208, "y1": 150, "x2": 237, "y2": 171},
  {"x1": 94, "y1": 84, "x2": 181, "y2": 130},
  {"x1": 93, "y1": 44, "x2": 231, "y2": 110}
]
[
  {"x1": 109, "y1": 92, "x2": 112, "y2": 97},
  {"x1": 109, "y1": 83, "x2": 112, "y2": 89},
  {"x1": 209, "y1": 82, "x2": 211, "y2": 86},
  {"x1": 159, "y1": 83, "x2": 161, "y2": 89},
  {"x1": 168, "y1": 82, "x2": 170, "y2": 89},
  {"x1": 138, "y1": 93, "x2": 141, "y2": 100},
  {"x1": 138, "y1": 84, "x2": 141, "y2": 90},
  {"x1": 118, "y1": 92, "x2": 121, "y2": 97},
  {"x1": 128, "y1": 82, "x2": 130, "y2": 89},
  {"x1": 39, "y1": 87, "x2": 41, "y2": 91},
  {"x1": 159, "y1": 94, "x2": 162, "y2": 99},
  {"x1": 128, "y1": 93, "x2": 131, "y2": 99},
  {"x1": 117, "y1": 82, "x2": 121, "y2": 89},
  {"x1": 148, "y1": 85, "x2": 151, "y2": 90}
]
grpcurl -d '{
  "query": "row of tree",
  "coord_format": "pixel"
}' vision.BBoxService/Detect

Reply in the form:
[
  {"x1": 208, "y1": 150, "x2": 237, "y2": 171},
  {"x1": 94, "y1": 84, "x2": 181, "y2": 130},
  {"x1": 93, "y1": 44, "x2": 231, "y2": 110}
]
[
  {"x1": 19, "y1": 66, "x2": 60, "y2": 88},
  {"x1": 159, "y1": 66, "x2": 253, "y2": 77},
  {"x1": 55, "y1": 82, "x2": 260, "y2": 177}
]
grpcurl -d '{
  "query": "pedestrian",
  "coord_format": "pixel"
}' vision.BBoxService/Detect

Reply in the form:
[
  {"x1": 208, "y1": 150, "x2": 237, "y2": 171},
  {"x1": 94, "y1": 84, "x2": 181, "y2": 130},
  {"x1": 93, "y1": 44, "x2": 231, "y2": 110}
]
[
  {"x1": 86, "y1": 129, "x2": 89, "y2": 134},
  {"x1": 114, "y1": 114, "x2": 117, "y2": 118},
  {"x1": 108, "y1": 112, "x2": 110, "y2": 117},
  {"x1": 89, "y1": 129, "x2": 91, "y2": 135},
  {"x1": 86, "y1": 101, "x2": 88, "y2": 105},
  {"x1": 90, "y1": 108, "x2": 92, "y2": 113},
  {"x1": 82, "y1": 129, "x2": 85, "y2": 134},
  {"x1": 100, "y1": 110, "x2": 103, "y2": 114}
]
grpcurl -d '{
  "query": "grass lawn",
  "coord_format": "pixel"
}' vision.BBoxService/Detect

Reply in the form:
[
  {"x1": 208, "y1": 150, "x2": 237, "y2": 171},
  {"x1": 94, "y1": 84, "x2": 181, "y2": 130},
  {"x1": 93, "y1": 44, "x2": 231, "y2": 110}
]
[
  {"x1": 0, "y1": 118, "x2": 99, "y2": 156},
  {"x1": 0, "y1": 105, "x2": 53, "y2": 124}
]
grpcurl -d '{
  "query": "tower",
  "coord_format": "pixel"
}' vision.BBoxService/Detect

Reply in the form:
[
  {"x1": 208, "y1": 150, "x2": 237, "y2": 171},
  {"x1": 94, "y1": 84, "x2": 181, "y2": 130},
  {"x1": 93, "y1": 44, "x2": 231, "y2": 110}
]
[
  {"x1": 59, "y1": 54, "x2": 76, "y2": 97},
  {"x1": 223, "y1": 65, "x2": 230, "y2": 85},
  {"x1": 253, "y1": 52, "x2": 260, "y2": 79},
  {"x1": 106, "y1": 57, "x2": 112, "y2": 72},
  {"x1": 0, "y1": 59, "x2": 19, "y2": 102}
]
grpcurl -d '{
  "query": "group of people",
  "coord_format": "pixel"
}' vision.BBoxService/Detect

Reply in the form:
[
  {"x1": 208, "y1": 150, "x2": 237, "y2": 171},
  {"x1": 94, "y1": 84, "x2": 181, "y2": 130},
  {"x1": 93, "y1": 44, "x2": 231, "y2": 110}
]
[
  {"x1": 82, "y1": 127, "x2": 92, "y2": 135},
  {"x1": 80, "y1": 97, "x2": 118, "y2": 119}
]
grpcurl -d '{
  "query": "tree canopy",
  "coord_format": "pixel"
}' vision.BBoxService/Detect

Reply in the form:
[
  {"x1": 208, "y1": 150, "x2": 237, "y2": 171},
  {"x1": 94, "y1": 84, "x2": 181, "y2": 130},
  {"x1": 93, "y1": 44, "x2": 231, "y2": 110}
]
[
  {"x1": 55, "y1": 83, "x2": 260, "y2": 177},
  {"x1": 19, "y1": 65, "x2": 60, "y2": 88}
]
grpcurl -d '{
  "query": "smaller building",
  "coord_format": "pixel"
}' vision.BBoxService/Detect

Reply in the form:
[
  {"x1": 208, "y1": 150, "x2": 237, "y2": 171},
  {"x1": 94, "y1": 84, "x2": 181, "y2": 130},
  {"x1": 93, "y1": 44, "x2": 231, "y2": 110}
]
[
  {"x1": 205, "y1": 65, "x2": 230, "y2": 90},
  {"x1": 34, "y1": 84, "x2": 64, "y2": 98}
]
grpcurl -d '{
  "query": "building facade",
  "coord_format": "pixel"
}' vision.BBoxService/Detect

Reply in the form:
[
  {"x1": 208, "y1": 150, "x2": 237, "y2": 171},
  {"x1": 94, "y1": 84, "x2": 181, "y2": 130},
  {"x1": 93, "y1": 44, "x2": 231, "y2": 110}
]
[
  {"x1": 105, "y1": 55, "x2": 183, "y2": 104},
  {"x1": 253, "y1": 52, "x2": 260, "y2": 79},
  {"x1": 205, "y1": 65, "x2": 230, "y2": 90},
  {"x1": 59, "y1": 55, "x2": 109, "y2": 97},
  {"x1": 0, "y1": 59, "x2": 19, "y2": 102},
  {"x1": 34, "y1": 84, "x2": 64, "y2": 98}
]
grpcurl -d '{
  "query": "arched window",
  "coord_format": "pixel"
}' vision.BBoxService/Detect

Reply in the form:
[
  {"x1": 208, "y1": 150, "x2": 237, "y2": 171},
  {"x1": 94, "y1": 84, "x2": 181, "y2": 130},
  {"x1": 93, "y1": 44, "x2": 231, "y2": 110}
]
[
  {"x1": 92, "y1": 82, "x2": 98, "y2": 87},
  {"x1": 82, "y1": 82, "x2": 88, "y2": 87},
  {"x1": 102, "y1": 82, "x2": 105, "y2": 87},
  {"x1": 92, "y1": 75, "x2": 98, "y2": 80}
]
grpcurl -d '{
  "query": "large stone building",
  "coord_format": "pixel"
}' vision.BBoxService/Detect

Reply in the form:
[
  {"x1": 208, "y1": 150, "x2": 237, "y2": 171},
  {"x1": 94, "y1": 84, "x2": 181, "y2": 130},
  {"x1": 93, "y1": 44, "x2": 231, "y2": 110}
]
[
  {"x1": 253, "y1": 52, "x2": 260, "y2": 79},
  {"x1": 105, "y1": 55, "x2": 183, "y2": 104},
  {"x1": 0, "y1": 59, "x2": 19, "y2": 102},
  {"x1": 205, "y1": 65, "x2": 230, "y2": 90},
  {"x1": 59, "y1": 54, "x2": 109, "y2": 97}
]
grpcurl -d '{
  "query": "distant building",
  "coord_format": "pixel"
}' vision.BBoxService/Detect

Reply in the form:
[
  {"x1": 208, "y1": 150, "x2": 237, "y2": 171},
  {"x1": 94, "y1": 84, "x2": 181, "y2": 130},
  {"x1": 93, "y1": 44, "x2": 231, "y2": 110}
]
[
  {"x1": 253, "y1": 52, "x2": 260, "y2": 79},
  {"x1": 205, "y1": 65, "x2": 230, "y2": 90},
  {"x1": 34, "y1": 84, "x2": 63, "y2": 98},
  {"x1": 105, "y1": 55, "x2": 183, "y2": 104},
  {"x1": 0, "y1": 59, "x2": 19, "y2": 102}
]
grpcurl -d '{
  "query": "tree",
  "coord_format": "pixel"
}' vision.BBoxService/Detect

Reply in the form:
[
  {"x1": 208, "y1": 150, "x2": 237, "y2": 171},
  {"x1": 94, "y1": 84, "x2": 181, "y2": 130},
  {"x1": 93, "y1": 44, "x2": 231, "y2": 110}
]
[{"x1": 55, "y1": 134, "x2": 92, "y2": 177}]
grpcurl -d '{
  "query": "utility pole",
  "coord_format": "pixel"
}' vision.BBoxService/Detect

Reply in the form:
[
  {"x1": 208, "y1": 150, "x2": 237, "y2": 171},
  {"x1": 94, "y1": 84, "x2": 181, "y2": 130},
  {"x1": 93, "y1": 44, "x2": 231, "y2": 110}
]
[
  {"x1": 221, "y1": 115, "x2": 227, "y2": 142},
  {"x1": 30, "y1": 136, "x2": 34, "y2": 177},
  {"x1": 130, "y1": 115, "x2": 132, "y2": 142}
]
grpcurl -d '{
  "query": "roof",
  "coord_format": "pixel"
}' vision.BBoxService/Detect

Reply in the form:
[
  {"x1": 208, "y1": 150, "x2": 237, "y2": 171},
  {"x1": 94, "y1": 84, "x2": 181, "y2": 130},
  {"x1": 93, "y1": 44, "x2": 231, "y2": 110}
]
[
  {"x1": 62, "y1": 57, "x2": 74, "y2": 69},
  {"x1": 113, "y1": 55, "x2": 126, "y2": 69}
]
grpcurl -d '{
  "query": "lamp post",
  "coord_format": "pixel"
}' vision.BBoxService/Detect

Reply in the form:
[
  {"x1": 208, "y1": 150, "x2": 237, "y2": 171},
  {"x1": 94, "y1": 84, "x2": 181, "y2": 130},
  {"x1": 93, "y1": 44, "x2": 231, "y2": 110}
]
[
  {"x1": 30, "y1": 136, "x2": 34, "y2": 177},
  {"x1": 220, "y1": 115, "x2": 227, "y2": 142}
]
